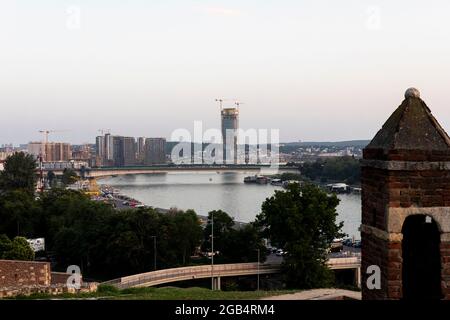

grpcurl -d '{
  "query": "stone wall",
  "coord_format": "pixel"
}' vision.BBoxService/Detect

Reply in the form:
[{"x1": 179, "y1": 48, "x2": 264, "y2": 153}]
[{"x1": 0, "y1": 260, "x2": 50, "y2": 288}]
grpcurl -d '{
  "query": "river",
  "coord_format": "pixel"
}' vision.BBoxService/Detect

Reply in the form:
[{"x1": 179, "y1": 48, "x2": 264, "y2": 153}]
[{"x1": 99, "y1": 172, "x2": 361, "y2": 239}]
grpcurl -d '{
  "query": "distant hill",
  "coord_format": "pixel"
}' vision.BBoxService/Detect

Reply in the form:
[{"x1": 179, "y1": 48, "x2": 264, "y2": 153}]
[
  {"x1": 165, "y1": 140, "x2": 371, "y2": 154},
  {"x1": 281, "y1": 140, "x2": 371, "y2": 148}
]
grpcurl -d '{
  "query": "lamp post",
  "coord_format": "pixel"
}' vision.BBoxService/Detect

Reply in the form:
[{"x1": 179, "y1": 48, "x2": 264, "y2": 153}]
[
  {"x1": 151, "y1": 236, "x2": 157, "y2": 271},
  {"x1": 211, "y1": 212, "x2": 215, "y2": 290},
  {"x1": 256, "y1": 248, "x2": 260, "y2": 291}
]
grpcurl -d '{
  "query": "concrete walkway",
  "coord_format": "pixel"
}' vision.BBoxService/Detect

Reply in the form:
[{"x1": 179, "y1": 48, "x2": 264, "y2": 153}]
[{"x1": 261, "y1": 288, "x2": 361, "y2": 300}]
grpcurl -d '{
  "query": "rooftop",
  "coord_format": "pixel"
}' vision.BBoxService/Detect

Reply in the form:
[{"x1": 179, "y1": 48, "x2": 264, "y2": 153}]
[{"x1": 365, "y1": 89, "x2": 450, "y2": 155}]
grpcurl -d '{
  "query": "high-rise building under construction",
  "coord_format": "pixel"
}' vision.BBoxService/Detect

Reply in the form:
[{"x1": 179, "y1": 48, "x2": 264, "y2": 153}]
[{"x1": 221, "y1": 106, "x2": 239, "y2": 164}]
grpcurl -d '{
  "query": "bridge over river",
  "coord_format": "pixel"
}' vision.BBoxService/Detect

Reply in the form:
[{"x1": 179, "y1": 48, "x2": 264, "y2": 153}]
[
  {"x1": 102, "y1": 257, "x2": 361, "y2": 290},
  {"x1": 45, "y1": 164, "x2": 299, "y2": 178}
]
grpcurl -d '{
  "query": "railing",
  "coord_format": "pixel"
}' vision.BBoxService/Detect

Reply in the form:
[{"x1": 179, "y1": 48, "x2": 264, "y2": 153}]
[
  {"x1": 103, "y1": 263, "x2": 280, "y2": 289},
  {"x1": 102, "y1": 257, "x2": 362, "y2": 289},
  {"x1": 327, "y1": 256, "x2": 361, "y2": 268}
]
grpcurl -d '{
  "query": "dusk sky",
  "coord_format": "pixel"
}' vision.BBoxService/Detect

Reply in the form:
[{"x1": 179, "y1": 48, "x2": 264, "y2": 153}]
[{"x1": 2, "y1": 0, "x2": 450, "y2": 144}]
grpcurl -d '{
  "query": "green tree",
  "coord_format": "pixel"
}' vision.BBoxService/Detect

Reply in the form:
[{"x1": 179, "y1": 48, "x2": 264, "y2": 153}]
[
  {"x1": 0, "y1": 234, "x2": 12, "y2": 254},
  {"x1": 169, "y1": 209, "x2": 203, "y2": 265},
  {"x1": 202, "y1": 210, "x2": 266, "y2": 264},
  {"x1": 202, "y1": 210, "x2": 234, "y2": 255},
  {"x1": 257, "y1": 183, "x2": 344, "y2": 289},
  {"x1": 61, "y1": 168, "x2": 78, "y2": 186},
  {"x1": 0, "y1": 236, "x2": 34, "y2": 261},
  {"x1": 300, "y1": 157, "x2": 360, "y2": 184},
  {"x1": 0, "y1": 152, "x2": 37, "y2": 194},
  {"x1": 47, "y1": 170, "x2": 56, "y2": 188},
  {"x1": 0, "y1": 190, "x2": 37, "y2": 237},
  {"x1": 220, "y1": 223, "x2": 267, "y2": 263}
]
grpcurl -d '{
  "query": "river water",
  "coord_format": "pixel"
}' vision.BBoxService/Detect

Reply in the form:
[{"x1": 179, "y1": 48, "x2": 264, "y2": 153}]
[{"x1": 99, "y1": 172, "x2": 361, "y2": 239}]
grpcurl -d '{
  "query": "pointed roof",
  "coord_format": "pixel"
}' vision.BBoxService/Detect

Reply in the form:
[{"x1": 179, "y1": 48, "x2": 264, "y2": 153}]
[{"x1": 366, "y1": 94, "x2": 450, "y2": 152}]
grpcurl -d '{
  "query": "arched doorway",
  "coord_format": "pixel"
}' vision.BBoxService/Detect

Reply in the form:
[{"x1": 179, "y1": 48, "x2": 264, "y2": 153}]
[{"x1": 402, "y1": 215, "x2": 442, "y2": 299}]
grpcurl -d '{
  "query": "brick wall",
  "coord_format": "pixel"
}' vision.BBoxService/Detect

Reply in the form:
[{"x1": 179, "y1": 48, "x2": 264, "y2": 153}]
[
  {"x1": 442, "y1": 242, "x2": 450, "y2": 299},
  {"x1": 363, "y1": 149, "x2": 450, "y2": 162},
  {"x1": 362, "y1": 158, "x2": 450, "y2": 299},
  {"x1": 0, "y1": 260, "x2": 51, "y2": 288},
  {"x1": 361, "y1": 231, "x2": 389, "y2": 300},
  {"x1": 50, "y1": 272, "x2": 82, "y2": 285},
  {"x1": 361, "y1": 166, "x2": 389, "y2": 230},
  {"x1": 386, "y1": 170, "x2": 450, "y2": 208}
]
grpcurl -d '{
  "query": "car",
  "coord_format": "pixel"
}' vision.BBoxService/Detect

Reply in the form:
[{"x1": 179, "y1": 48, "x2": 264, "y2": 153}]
[
  {"x1": 352, "y1": 240, "x2": 362, "y2": 248},
  {"x1": 276, "y1": 249, "x2": 284, "y2": 256},
  {"x1": 331, "y1": 239, "x2": 343, "y2": 252},
  {"x1": 122, "y1": 201, "x2": 129, "y2": 205},
  {"x1": 342, "y1": 238, "x2": 353, "y2": 246}
]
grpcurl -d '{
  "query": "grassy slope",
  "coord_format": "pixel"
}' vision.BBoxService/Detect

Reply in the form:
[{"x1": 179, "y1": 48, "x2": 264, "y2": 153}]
[{"x1": 11, "y1": 286, "x2": 296, "y2": 300}]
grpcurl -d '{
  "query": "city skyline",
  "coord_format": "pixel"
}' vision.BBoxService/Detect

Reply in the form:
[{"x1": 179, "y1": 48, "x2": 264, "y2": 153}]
[{"x1": 3, "y1": 1, "x2": 450, "y2": 144}]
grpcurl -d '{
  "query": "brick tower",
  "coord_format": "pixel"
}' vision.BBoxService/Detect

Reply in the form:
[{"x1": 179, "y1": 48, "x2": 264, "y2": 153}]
[{"x1": 361, "y1": 88, "x2": 450, "y2": 300}]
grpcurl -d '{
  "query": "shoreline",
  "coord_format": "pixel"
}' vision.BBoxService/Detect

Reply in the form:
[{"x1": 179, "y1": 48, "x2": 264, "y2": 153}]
[{"x1": 95, "y1": 183, "x2": 249, "y2": 228}]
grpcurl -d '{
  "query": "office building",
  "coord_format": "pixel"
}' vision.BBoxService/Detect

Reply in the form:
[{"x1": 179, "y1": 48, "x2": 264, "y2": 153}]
[{"x1": 144, "y1": 138, "x2": 166, "y2": 165}]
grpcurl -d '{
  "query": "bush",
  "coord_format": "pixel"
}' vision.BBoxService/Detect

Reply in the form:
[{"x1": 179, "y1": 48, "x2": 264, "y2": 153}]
[{"x1": 97, "y1": 284, "x2": 120, "y2": 295}]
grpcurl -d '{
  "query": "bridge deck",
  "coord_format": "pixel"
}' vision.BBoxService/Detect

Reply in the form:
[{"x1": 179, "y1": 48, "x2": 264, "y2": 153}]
[{"x1": 103, "y1": 257, "x2": 360, "y2": 289}]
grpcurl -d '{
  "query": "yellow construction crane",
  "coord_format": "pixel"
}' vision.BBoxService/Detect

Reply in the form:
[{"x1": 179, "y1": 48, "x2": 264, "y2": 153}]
[
  {"x1": 38, "y1": 129, "x2": 68, "y2": 144},
  {"x1": 234, "y1": 101, "x2": 244, "y2": 110},
  {"x1": 215, "y1": 98, "x2": 230, "y2": 110}
]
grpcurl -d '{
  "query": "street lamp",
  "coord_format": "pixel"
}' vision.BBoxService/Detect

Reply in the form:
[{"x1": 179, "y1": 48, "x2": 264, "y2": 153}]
[
  {"x1": 256, "y1": 249, "x2": 260, "y2": 291},
  {"x1": 151, "y1": 236, "x2": 157, "y2": 271},
  {"x1": 211, "y1": 212, "x2": 215, "y2": 290}
]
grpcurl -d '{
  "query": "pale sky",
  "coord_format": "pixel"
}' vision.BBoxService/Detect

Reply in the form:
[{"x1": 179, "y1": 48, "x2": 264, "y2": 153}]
[{"x1": 2, "y1": 0, "x2": 450, "y2": 145}]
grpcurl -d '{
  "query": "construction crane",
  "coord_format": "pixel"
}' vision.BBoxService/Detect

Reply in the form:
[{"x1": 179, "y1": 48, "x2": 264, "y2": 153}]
[
  {"x1": 38, "y1": 129, "x2": 68, "y2": 144},
  {"x1": 215, "y1": 98, "x2": 229, "y2": 110},
  {"x1": 234, "y1": 101, "x2": 244, "y2": 110},
  {"x1": 98, "y1": 128, "x2": 111, "y2": 136}
]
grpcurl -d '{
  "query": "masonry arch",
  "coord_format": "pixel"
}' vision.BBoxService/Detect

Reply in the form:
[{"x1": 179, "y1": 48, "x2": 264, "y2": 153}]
[{"x1": 402, "y1": 215, "x2": 442, "y2": 300}]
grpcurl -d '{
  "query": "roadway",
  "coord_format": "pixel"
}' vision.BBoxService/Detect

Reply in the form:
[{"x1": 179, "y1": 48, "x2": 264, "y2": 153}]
[{"x1": 102, "y1": 252, "x2": 361, "y2": 290}]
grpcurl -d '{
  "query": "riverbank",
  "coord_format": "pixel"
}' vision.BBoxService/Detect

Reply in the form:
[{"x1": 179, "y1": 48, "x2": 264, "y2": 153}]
[{"x1": 95, "y1": 183, "x2": 249, "y2": 228}]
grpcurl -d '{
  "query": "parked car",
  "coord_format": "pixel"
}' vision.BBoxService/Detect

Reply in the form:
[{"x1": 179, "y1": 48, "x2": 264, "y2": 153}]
[
  {"x1": 353, "y1": 240, "x2": 362, "y2": 248},
  {"x1": 331, "y1": 238, "x2": 343, "y2": 252},
  {"x1": 276, "y1": 249, "x2": 284, "y2": 256},
  {"x1": 342, "y1": 238, "x2": 353, "y2": 246}
]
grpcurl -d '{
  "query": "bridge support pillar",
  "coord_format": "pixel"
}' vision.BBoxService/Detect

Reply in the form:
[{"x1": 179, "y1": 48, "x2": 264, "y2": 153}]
[
  {"x1": 355, "y1": 267, "x2": 361, "y2": 288},
  {"x1": 212, "y1": 277, "x2": 221, "y2": 291}
]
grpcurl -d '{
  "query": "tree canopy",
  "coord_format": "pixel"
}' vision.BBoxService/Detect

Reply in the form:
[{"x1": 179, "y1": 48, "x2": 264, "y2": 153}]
[
  {"x1": 0, "y1": 152, "x2": 37, "y2": 194},
  {"x1": 61, "y1": 168, "x2": 78, "y2": 186},
  {"x1": 202, "y1": 210, "x2": 267, "y2": 264},
  {"x1": 257, "y1": 183, "x2": 344, "y2": 289},
  {"x1": 300, "y1": 156, "x2": 360, "y2": 184},
  {"x1": 0, "y1": 235, "x2": 35, "y2": 261}
]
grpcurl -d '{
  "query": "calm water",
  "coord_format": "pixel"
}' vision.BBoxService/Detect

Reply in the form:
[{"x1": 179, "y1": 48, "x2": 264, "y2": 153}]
[{"x1": 100, "y1": 172, "x2": 361, "y2": 239}]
